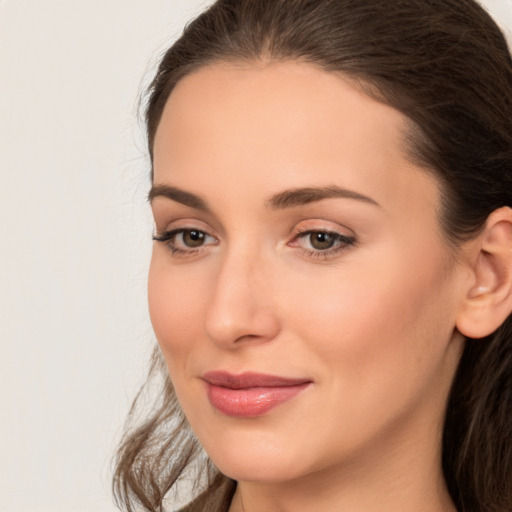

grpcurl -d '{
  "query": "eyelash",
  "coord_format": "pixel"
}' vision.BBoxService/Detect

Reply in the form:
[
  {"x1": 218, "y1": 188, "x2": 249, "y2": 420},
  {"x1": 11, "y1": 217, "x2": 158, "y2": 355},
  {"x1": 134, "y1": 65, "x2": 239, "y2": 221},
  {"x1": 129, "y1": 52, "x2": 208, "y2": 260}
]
[{"x1": 152, "y1": 227, "x2": 356, "y2": 260}]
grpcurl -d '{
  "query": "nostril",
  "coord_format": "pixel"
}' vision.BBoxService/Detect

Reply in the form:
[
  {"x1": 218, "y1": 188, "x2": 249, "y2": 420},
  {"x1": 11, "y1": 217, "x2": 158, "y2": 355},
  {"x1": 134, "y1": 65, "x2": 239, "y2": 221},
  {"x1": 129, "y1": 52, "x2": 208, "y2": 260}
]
[{"x1": 204, "y1": 304, "x2": 280, "y2": 348}]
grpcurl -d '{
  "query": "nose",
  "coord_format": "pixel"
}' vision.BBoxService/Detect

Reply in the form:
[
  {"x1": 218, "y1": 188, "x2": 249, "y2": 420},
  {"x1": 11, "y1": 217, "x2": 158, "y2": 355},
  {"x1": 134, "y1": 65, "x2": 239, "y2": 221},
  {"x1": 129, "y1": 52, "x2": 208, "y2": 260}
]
[{"x1": 203, "y1": 246, "x2": 281, "y2": 349}]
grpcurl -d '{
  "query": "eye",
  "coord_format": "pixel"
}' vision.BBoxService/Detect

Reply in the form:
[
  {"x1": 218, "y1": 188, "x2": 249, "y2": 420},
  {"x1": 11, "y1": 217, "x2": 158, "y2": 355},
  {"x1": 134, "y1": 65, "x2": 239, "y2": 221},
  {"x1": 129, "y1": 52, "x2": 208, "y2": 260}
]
[
  {"x1": 290, "y1": 228, "x2": 356, "y2": 259},
  {"x1": 152, "y1": 228, "x2": 217, "y2": 255}
]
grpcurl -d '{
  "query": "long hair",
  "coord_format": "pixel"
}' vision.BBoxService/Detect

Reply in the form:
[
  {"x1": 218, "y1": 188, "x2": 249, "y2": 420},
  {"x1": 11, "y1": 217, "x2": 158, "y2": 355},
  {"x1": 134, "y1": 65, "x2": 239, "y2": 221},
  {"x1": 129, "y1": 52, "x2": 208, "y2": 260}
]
[{"x1": 113, "y1": 1, "x2": 512, "y2": 511}]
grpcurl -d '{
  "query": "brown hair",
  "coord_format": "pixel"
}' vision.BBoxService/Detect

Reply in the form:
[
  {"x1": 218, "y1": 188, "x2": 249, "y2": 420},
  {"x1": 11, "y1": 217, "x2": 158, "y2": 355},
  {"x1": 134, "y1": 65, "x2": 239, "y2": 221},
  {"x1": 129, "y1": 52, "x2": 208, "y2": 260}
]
[{"x1": 113, "y1": 1, "x2": 512, "y2": 511}]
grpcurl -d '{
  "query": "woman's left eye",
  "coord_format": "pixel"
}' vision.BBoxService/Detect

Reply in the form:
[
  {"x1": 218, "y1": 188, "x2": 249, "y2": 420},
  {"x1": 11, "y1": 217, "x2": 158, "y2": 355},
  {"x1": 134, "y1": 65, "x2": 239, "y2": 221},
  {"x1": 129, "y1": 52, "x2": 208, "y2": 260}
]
[{"x1": 291, "y1": 229, "x2": 356, "y2": 258}]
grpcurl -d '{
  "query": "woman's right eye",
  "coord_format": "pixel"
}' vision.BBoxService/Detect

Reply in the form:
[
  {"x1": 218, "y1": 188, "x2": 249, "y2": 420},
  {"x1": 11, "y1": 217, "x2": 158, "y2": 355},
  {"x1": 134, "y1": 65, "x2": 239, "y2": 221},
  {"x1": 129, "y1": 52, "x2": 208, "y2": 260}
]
[{"x1": 152, "y1": 228, "x2": 217, "y2": 255}]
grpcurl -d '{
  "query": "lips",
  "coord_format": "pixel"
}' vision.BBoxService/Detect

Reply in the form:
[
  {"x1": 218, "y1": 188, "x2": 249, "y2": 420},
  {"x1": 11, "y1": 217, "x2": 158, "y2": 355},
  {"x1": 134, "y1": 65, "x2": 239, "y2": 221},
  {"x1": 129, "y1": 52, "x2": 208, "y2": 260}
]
[{"x1": 202, "y1": 371, "x2": 312, "y2": 417}]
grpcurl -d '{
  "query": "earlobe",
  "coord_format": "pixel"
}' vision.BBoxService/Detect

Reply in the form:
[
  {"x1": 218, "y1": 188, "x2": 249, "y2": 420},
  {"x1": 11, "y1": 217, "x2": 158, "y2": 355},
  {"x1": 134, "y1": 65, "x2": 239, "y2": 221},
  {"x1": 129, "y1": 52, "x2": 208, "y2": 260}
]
[{"x1": 456, "y1": 207, "x2": 512, "y2": 339}]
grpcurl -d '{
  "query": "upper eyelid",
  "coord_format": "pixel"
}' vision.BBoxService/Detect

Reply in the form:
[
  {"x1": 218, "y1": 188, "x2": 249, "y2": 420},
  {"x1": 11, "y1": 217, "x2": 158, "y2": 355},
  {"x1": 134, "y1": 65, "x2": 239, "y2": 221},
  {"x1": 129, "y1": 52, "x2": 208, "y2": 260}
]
[
  {"x1": 293, "y1": 221, "x2": 355, "y2": 238},
  {"x1": 155, "y1": 227, "x2": 217, "y2": 242},
  {"x1": 154, "y1": 220, "x2": 218, "y2": 236},
  {"x1": 294, "y1": 226, "x2": 352, "y2": 235},
  {"x1": 151, "y1": 205, "x2": 219, "y2": 230}
]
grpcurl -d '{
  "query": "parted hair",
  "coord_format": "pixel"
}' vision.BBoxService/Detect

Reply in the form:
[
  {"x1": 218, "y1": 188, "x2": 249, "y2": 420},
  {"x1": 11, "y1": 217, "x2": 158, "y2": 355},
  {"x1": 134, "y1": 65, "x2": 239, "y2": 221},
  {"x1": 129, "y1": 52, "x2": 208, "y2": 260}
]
[{"x1": 113, "y1": 1, "x2": 512, "y2": 511}]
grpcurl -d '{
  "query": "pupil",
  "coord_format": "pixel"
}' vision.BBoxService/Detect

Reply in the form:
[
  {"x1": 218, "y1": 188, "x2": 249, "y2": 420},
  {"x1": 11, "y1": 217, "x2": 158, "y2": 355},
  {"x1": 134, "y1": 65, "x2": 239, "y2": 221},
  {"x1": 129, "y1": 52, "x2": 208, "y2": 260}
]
[
  {"x1": 311, "y1": 232, "x2": 334, "y2": 250},
  {"x1": 184, "y1": 230, "x2": 205, "y2": 247}
]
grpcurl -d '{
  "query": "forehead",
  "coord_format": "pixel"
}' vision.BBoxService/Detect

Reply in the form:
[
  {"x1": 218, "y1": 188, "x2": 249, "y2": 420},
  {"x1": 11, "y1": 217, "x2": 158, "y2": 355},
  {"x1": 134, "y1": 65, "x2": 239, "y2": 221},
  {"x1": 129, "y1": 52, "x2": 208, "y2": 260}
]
[{"x1": 153, "y1": 60, "x2": 440, "y2": 220}]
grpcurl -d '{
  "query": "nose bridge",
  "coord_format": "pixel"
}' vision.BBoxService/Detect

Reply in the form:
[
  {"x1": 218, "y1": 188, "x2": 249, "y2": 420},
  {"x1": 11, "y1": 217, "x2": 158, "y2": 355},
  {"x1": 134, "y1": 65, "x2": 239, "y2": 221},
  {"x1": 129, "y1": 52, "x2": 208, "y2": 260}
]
[{"x1": 203, "y1": 239, "x2": 279, "y2": 347}]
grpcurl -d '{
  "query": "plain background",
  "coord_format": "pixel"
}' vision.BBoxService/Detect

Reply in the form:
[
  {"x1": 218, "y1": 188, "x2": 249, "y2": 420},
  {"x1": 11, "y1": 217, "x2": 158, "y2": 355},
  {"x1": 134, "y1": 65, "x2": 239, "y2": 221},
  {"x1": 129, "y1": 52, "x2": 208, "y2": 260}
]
[{"x1": 0, "y1": 1, "x2": 510, "y2": 511}]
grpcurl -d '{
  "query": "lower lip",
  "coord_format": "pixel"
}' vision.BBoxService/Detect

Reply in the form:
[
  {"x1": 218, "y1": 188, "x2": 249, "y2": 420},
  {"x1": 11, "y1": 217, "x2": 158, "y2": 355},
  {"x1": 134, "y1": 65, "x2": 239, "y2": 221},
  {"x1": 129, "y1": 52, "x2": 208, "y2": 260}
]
[{"x1": 206, "y1": 383, "x2": 310, "y2": 417}]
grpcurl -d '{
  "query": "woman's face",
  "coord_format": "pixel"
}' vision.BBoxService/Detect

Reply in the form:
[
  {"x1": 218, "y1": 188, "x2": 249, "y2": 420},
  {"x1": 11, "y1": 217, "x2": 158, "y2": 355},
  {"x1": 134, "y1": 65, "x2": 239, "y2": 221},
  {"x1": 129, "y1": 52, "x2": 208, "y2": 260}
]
[{"x1": 149, "y1": 61, "x2": 467, "y2": 483}]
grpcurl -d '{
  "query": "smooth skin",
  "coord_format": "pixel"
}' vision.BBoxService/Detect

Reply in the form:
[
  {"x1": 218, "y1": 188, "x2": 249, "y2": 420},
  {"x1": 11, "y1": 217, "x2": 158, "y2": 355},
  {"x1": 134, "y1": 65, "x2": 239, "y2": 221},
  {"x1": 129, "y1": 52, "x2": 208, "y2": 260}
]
[{"x1": 148, "y1": 61, "x2": 512, "y2": 512}]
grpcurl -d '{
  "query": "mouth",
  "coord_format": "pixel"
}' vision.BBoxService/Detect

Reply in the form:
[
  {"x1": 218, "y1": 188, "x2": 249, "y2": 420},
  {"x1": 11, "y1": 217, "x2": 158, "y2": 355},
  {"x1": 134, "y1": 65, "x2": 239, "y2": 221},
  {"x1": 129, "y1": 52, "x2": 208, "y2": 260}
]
[{"x1": 202, "y1": 371, "x2": 312, "y2": 417}]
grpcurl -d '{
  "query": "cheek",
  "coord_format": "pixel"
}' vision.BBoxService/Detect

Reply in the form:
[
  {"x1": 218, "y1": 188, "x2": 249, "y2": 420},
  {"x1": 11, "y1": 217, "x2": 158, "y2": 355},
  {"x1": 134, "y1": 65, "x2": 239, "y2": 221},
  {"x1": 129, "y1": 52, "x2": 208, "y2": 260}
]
[
  {"x1": 147, "y1": 254, "x2": 205, "y2": 365},
  {"x1": 281, "y1": 246, "x2": 456, "y2": 382}
]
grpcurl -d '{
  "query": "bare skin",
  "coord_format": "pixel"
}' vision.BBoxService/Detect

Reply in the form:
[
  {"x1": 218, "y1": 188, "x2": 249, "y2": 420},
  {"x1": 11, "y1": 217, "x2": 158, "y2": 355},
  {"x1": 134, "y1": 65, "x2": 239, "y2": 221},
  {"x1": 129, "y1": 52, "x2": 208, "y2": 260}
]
[{"x1": 149, "y1": 61, "x2": 512, "y2": 511}]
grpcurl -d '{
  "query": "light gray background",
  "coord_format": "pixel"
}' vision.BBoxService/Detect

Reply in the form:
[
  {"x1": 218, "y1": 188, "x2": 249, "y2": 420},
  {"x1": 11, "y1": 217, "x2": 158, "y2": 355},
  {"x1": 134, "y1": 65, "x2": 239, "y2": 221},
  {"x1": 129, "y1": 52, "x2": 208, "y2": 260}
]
[{"x1": 1, "y1": 1, "x2": 510, "y2": 511}]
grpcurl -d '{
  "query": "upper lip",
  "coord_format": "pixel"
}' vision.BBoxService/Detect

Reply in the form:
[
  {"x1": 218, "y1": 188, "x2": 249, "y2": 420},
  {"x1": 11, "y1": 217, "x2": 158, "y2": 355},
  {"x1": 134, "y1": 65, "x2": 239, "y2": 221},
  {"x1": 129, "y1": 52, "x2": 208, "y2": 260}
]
[{"x1": 202, "y1": 371, "x2": 312, "y2": 389}]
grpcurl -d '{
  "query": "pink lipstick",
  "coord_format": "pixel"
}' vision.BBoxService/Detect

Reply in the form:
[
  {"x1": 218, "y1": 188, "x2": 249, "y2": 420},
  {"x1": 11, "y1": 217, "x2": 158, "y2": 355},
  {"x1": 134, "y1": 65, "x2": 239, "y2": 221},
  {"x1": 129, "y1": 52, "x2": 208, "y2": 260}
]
[{"x1": 202, "y1": 371, "x2": 312, "y2": 417}]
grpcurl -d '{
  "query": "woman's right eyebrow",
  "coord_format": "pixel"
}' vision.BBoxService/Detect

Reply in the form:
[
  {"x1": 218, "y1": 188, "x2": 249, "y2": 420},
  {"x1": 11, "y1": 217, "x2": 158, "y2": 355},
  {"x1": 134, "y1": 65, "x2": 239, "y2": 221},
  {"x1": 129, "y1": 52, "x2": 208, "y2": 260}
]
[{"x1": 148, "y1": 184, "x2": 212, "y2": 212}]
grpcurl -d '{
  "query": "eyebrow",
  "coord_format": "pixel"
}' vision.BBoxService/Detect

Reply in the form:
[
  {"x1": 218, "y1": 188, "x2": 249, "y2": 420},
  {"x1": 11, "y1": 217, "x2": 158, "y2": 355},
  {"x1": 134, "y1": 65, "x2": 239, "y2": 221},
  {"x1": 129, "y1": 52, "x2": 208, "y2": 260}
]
[
  {"x1": 266, "y1": 186, "x2": 380, "y2": 209},
  {"x1": 148, "y1": 184, "x2": 380, "y2": 211},
  {"x1": 148, "y1": 184, "x2": 211, "y2": 212}
]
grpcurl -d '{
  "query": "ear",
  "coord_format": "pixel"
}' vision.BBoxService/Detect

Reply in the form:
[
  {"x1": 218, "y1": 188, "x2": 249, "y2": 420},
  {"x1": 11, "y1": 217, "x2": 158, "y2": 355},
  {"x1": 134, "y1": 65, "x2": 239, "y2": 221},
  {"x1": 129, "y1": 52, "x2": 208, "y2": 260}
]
[{"x1": 456, "y1": 206, "x2": 512, "y2": 339}]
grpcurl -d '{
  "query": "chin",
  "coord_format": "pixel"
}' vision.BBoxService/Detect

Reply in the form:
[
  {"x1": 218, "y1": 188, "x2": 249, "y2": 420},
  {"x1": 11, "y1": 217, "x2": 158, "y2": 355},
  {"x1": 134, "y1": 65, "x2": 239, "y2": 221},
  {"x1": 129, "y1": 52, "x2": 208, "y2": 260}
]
[
  {"x1": 198, "y1": 430, "x2": 315, "y2": 484},
  {"x1": 213, "y1": 456, "x2": 306, "y2": 484}
]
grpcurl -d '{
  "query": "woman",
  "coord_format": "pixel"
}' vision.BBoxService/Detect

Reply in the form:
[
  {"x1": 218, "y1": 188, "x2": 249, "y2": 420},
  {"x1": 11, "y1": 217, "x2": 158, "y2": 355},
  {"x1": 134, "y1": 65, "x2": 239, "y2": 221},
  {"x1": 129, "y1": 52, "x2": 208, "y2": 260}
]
[{"x1": 113, "y1": 0, "x2": 512, "y2": 511}]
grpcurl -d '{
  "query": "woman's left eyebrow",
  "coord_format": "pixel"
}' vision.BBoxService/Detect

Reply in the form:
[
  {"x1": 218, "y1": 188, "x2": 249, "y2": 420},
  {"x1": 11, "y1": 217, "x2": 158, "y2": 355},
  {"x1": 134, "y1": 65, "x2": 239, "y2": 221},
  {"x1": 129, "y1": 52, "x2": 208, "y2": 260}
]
[{"x1": 266, "y1": 186, "x2": 381, "y2": 209}]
